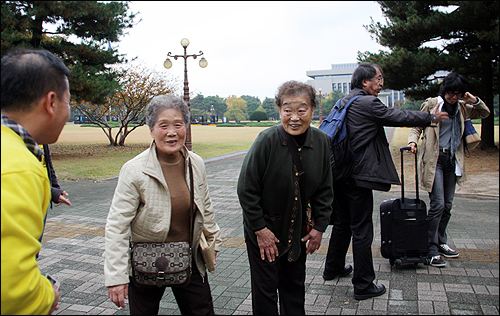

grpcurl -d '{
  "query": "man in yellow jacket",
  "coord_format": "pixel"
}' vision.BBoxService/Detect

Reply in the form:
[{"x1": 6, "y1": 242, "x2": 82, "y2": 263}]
[{"x1": 1, "y1": 49, "x2": 71, "y2": 315}]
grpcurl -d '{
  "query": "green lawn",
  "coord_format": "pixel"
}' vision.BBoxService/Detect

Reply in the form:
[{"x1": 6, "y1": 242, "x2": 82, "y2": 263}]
[{"x1": 51, "y1": 124, "x2": 497, "y2": 181}]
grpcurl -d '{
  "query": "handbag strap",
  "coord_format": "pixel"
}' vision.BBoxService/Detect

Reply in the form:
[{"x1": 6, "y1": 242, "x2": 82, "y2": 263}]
[
  {"x1": 188, "y1": 157, "x2": 194, "y2": 248},
  {"x1": 277, "y1": 125, "x2": 307, "y2": 214}
]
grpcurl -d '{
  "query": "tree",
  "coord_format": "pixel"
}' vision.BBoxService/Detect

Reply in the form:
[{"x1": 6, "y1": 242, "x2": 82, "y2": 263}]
[
  {"x1": 321, "y1": 90, "x2": 346, "y2": 117},
  {"x1": 359, "y1": 1, "x2": 499, "y2": 149},
  {"x1": 190, "y1": 94, "x2": 209, "y2": 121},
  {"x1": 241, "y1": 95, "x2": 261, "y2": 116},
  {"x1": 191, "y1": 94, "x2": 227, "y2": 122},
  {"x1": 73, "y1": 62, "x2": 179, "y2": 146},
  {"x1": 224, "y1": 95, "x2": 248, "y2": 122},
  {"x1": 1, "y1": 1, "x2": 138, "y2": 104},
  {"x1": 249, "y1": 105, "x2": 268, "y2": 122},
  {"x1": 401, "y1": 99, "x2": 424, "y2": 111},
  {"x1": 204, "y1": 95, "x2": 227, "y2": 121},
  {"x1": 262, "y1": 97, "x2": 279, "y2": 120}
]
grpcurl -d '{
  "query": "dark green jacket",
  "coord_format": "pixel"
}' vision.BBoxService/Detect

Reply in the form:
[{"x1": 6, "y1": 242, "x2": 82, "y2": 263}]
[{"x1": 237, "y1": 125, "x2": 333, "y2": 262}]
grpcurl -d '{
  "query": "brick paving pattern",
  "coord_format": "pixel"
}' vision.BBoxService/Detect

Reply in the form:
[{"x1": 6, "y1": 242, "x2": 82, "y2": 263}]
[{"x1": 37, "y1": 130, "x2": 498, "y2": 315}]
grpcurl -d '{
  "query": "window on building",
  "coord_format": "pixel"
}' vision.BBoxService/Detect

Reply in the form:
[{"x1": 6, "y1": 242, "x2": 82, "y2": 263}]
[{"x1": 343, "y1": 83, "x2": 347, "y2": 94}]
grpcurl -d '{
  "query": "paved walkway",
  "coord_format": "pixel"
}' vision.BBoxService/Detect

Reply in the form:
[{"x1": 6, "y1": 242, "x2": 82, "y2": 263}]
[{"x1": 39, "y1": 131, "x2": 499, "y2": 315}]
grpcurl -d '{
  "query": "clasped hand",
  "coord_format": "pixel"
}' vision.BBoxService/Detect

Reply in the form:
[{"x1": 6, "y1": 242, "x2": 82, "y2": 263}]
[{"x1": 255, "y1": 227, "x2": 323, "y2": 262}]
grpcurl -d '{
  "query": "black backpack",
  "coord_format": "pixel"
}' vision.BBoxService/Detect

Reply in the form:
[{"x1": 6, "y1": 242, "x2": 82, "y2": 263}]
[{"x1": 319, "y1": 95, "x2": 362, "y2": 184}]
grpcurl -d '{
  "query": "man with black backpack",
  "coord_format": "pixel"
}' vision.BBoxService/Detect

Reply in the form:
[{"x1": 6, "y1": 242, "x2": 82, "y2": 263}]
[{"x1": 322, "y1": 62, "x2": 448, "y2": 300}]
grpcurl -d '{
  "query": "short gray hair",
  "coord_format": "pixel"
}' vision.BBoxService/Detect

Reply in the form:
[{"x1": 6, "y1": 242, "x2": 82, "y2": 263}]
[{"x1": 145, "y1": 94, "x2": 190, "y2": 129}]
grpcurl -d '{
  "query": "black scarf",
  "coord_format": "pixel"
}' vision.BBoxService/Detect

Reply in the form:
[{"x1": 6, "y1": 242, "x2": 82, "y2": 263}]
[{"x1": 443, "y1": 101, "x2": 461, "y2": 163}]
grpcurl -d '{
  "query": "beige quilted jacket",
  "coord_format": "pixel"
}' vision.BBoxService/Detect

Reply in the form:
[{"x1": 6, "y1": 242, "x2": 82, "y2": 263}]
[
  {"x1": 104, "y1": 142, "x2": 222, "y2": 287},
  {"x1": 408, "y1": 96, "x2": 490, "y2": 192}
]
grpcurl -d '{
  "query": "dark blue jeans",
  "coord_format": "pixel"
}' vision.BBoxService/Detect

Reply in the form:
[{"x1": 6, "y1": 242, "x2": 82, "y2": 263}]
[{"x1": 427, "y1": 151, "x2": 457, "y2": 257}]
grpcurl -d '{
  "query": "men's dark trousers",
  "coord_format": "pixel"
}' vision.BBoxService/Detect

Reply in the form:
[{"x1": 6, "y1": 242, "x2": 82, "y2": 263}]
[
  {"x1": 427, "y1": 151, "x2": 457, "y2": 257},
  {"x1": 325, "y1": 183, "x2": 375, "y2": 292},
  {"x1": 128, "y1": 260, "x2": 214, "y2": 315},
  {"x1": 245, "y1": 231, "x2": 307, "y2": 315}
]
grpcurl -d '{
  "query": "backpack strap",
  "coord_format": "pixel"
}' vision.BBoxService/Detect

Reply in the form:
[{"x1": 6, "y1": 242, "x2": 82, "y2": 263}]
[{"x1": 343, "y1": 95, "x2": 363, "y2": 110}]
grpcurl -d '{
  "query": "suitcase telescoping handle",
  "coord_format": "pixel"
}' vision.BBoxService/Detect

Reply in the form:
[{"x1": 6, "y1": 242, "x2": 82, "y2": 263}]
[{"x1": 400, "y1": 146, "x2": 419, "y2": 203}]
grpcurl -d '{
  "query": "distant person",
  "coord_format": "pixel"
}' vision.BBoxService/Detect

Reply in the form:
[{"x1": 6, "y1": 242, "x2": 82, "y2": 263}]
[
  {"x1": 1, "y1": 48, "x2": 71, "y2": 314},
  {"x1": 408, "y1": 72, "x2": 490, "y2": 267},
  {"x1": 104, "y1": 94, "x2": 222, "y2": 315},
  {"x1": 323, "y1": 62, "x2": 449, "y2": 300},
  {"x1": 237, "y1": 80, "x2": 333, "y2": 314}
]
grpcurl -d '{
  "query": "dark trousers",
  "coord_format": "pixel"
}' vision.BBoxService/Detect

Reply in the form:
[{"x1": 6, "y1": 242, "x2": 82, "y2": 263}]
[
  {"x1": 427, "y1": 151, "x2": 457, "y2": 256},
  {"x1": 325, "y1": 183, "x2": 375, "y2": 292},
  {"x1": 245, "y1": 231, "x2": 307, "y2": 315},
  {"x1": 128, "y1": 261, "x2": 214, "y2": 315}
]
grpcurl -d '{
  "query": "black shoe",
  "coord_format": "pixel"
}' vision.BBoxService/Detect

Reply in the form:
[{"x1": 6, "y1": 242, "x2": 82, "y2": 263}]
[
  {"x1": 322, "y1": 264, "x2": 353, "y2": 281},
  {"x1": 354, "y1": 283, "x2": 386, "y2": 300},
  {"x1": 438, "y1": 244, "x2": 459, "y2": 258},
  {"x1": 430, "y1": 255, "x2": 446, "y2": 267}
]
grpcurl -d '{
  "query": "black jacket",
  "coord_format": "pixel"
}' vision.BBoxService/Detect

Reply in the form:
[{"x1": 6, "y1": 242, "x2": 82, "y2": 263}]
[{"x1": 341, "y1": 88, "x2": 433, "y2": 191}]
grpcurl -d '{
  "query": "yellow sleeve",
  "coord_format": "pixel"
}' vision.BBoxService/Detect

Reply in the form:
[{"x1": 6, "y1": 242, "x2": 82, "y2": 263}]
[{"x1": 1, "y1": 130, "x2": 54, "y2": 315}]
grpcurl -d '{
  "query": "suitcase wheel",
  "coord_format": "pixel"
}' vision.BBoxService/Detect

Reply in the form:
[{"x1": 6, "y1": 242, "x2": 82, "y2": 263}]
[{"x1": 395, "y1": 259, "x2": 402, "y2": 267}]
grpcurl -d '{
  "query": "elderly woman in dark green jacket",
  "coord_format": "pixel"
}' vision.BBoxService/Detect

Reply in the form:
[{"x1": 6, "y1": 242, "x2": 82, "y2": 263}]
[{"x1": 237, "y1": 80, "x2": 333, "y2": 315}]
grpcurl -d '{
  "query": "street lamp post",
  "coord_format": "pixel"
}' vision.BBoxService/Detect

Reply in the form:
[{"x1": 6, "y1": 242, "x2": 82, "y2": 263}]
[
  {"x1": 164, "y1": 38, "x2": 207, "y2": 151},
  {"x1": 318, "y1": 88, "x2": 323, "y2": 124}
]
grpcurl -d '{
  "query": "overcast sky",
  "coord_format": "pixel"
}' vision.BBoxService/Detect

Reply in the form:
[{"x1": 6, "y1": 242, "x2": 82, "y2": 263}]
[{"x1": 116, "y1": 1, "x2": 388, "y2": 101}]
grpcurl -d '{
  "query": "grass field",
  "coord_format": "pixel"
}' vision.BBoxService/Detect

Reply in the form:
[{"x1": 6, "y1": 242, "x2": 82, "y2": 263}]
[
  {"x1": 50, "y1": 123, "x2": 498, "y2": 181},
  {"x1": 50, "y1": 124, "x2": 268, "y2": 180}
]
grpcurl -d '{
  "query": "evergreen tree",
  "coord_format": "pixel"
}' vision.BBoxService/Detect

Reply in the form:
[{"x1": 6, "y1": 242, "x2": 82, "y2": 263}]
[
  {"x1": 359, "y1": 1, "x2": 499, "y2": 148},
  {"x1": 1, "y1": 1, "x2": 138, "y2": 104},
  {"x1": 249, "y1": 105, "x2": 268, "y2": 122},
  {"x1": 262, "y1": 97, "x2": 279, "y2": 120},
  {"x1": 241, "y1": 95, "x2": 261, "y2": 116},
  {"x1": 204, "y1": 95, "x2": 227, "y2": 120}
]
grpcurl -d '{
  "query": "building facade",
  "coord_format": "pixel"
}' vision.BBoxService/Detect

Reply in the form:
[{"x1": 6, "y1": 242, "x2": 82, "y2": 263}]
[{"x1": 306, "y1": 63, "x2": 405, "y2": 108}]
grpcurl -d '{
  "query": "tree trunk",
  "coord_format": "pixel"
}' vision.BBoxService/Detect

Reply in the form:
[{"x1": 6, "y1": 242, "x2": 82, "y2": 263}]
[
  {"x1": 479, "y1": 44, "x2": 497, "y2": 150},
  {"x1": 100, "y1": 126, "x2": 117, "y2": 146},
  {"x1": 30, "y1": 16, "x2": 43, "y2": 48}
]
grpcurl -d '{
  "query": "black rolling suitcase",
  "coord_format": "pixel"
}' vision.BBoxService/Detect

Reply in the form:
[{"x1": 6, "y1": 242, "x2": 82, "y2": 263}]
[{"x1": 380, "y1": 146, "x2": 430, "y2": 266}]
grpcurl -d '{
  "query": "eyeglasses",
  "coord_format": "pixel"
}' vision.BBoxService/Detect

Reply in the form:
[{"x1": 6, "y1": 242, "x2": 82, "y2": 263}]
[
  {"x1": 446, "y1": 91, "x2": 462, "y2": 98},
  {"x1": 371, "y1": 75, "x2": 384, "y2": 83}
]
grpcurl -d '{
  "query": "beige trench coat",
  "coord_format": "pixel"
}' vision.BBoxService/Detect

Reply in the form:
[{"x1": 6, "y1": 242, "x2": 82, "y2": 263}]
[
  {"x1": 103, "y1": 142, "x2": 222, "y2": 287},
  {"x1": 408, "y1": 96, "x2": 490, "y2": 192}
]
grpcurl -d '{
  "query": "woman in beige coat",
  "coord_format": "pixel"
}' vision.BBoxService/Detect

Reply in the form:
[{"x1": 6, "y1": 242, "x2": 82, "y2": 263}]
[
  {"x1": 408, "y1": 73, "x2": 490, "y2": 268},
  {"x1": 104, "y1": 94, "x2": 222, "y2": 315}
]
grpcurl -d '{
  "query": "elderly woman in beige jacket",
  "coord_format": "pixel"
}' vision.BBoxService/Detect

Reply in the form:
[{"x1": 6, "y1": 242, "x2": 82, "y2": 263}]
[
  {"x1": 104, "y1": 94, "x2": 222, "y2": 315},
  {"x1": 408, "y1": 73, "x2": 490, "y2": 268}
]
